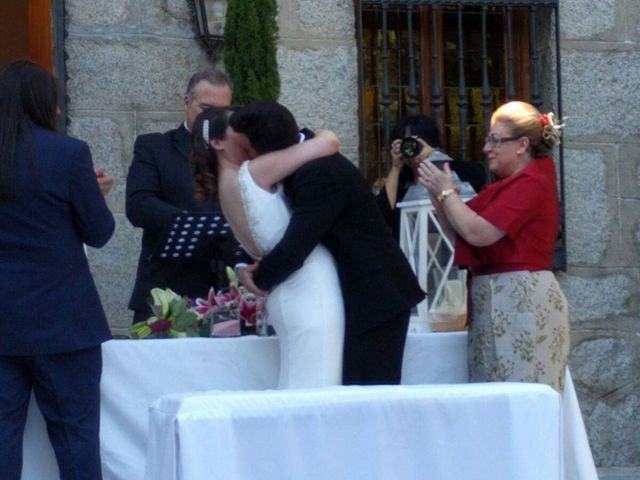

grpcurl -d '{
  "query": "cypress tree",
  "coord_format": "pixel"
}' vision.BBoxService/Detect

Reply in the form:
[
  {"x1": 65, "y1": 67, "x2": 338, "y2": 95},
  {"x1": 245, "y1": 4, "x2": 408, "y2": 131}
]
[{"x1": 223, "y1": 0, "x2": 280, "y2": 105}]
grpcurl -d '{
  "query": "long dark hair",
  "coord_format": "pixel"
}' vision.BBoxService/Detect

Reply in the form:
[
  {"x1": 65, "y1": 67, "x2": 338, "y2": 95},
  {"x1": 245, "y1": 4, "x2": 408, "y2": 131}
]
[
  {"x1": 0, "y1": 60, "x2": 58, "y2": 201},
  {"x1": 191, "y1": 107, "x2": 236, "y2": 201},
  {"x1": 391, "y1": 114, "x2": 441, "y2": 149}
]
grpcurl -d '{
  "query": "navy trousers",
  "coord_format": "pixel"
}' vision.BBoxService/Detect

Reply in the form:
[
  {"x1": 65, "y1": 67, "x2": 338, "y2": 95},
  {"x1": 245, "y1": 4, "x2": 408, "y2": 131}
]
[{"x1": 0, "y1": 346, "x2": 103, "y2": 480}]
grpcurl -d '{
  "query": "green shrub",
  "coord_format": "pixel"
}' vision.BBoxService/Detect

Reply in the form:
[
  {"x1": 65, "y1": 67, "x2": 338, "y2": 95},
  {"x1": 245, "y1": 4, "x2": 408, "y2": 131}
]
[{"x1": 224, "y1": 0, "x2": 280, "y2": 105}]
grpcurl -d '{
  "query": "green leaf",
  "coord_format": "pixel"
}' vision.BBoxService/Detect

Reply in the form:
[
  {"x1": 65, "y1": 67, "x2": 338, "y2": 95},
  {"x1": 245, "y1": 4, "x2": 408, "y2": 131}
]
[
  {"x1": 198, "y1": 319, "x2": 211, "y2": 337},
  {"x1": 148, "y1": 288, "x2": 181, "y2": 318},
  {"x1": 184, "y1": 325, "x2": 200, "y2": 338},
  {"x1": 129, "y1": 322, "x2": 152, "y2": 339},
  {"x1": 150, "y1": 303, "x2": 163, "y2": 318},
  {"x1": 226, "y1": 266, "x2": 238, "y2": 285},
  {"x1": 173, "y1": 310, "x2": 198, "y2": 331},
  {"x1": 169, "y1": 329, "x2": 188, "y2": 338},
  {"x1": 170, "y1": 298, "x2": 188, "y2": 320}
]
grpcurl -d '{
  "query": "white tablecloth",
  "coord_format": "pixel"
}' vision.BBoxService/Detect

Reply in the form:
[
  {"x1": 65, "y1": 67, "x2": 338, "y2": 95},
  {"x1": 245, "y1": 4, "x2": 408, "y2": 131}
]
[
  {"x1": 147, "y1": 383, "x2": 561, "y2": 480},
  {"x1": 21, "y1": 332, "x2": 596, "y2": 480}
]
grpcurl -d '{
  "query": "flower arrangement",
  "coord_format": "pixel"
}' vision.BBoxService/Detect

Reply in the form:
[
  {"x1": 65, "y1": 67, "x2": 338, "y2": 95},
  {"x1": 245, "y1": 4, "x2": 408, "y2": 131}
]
[
  {"x1": 129, "y1": 268, "x2": 264, "y2": 339},
  {"x1": 193, "y1": 267, "x2": 264, "y2": 332},
  {"x1": 129, "y1": 288, "x2": 201, "y2": 339}
]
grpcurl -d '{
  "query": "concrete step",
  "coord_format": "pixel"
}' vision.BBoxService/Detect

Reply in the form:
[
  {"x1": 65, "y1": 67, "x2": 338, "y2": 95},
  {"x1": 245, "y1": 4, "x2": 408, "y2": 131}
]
[{"x1": 599, "y1": 467, "x2": 640, "y2": 480}]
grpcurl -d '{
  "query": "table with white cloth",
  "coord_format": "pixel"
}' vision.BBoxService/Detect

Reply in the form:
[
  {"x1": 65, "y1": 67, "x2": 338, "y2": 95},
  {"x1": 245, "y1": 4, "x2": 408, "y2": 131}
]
[
  {"x1": 21, "y1": 332, "x2": 597, "y2": 480},
  {"x1": 148, "y1": 383, "x2": 561, "y2": 480}
]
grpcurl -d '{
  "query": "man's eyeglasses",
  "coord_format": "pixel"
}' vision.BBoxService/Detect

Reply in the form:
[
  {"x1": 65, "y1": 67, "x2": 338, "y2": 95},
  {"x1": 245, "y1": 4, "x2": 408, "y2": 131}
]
[{"x1": 484, "y1": 133, "x2": 521, "y2": 148}]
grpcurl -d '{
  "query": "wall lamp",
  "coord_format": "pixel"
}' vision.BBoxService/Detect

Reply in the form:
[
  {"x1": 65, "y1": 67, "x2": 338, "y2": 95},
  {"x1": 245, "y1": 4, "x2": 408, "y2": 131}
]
[{"x1": 193, "y1": 0, "x2": 227, "y2": 56}]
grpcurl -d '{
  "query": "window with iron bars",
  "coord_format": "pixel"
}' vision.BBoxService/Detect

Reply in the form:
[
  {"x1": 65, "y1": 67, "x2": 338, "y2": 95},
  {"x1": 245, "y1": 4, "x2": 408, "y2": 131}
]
[{"x1": 355, "y1": 0, "x2": 566, "y2": 269}]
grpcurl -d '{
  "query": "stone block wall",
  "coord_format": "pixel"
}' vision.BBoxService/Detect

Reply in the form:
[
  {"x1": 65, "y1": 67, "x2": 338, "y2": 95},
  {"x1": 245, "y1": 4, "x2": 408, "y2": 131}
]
[
  {"x1": 558, "y1": 0, "x2": 640, "y2": 467},
  {"x1": 65, "y1": 0, "x2": 210, "y2": 334},
  {"x1": 64, "y1": 0, "x2": 638, "y2": 468}
]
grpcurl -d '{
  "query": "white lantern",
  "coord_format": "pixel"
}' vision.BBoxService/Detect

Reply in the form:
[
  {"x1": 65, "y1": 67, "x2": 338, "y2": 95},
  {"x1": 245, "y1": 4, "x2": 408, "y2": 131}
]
[{"x1": 397, "y1": 179, "x2": 475, "y2": 333}]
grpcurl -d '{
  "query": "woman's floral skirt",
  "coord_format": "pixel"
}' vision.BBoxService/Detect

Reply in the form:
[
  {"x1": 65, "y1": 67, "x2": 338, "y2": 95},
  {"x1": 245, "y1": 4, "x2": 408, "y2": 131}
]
[{"x1": 468, "y1": 270, "x2": 570, "y2": 391}]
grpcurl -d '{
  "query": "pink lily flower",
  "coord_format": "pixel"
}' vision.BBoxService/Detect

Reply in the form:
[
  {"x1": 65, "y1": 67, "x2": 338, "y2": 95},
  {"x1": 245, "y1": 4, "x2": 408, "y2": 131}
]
[
  {"x1": 193, "y1": 287, "x2": 223, "y2": 317},
  {"x1": 238, "y1": 296, "x2": 257, "y2": 326}
]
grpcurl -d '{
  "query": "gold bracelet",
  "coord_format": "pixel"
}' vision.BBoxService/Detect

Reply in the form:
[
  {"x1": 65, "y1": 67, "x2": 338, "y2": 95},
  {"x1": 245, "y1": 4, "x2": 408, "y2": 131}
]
[{"x1": 436, "y1": 188, "x2": 455, "y2": 203}]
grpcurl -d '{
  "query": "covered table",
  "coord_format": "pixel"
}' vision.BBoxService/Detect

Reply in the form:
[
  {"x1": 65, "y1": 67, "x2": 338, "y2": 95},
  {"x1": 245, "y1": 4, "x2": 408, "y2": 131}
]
[
  {"x1": 21, "y1": 332, "x2": 596, "y2": 480},
  {"x1": 147, "y1": 383, "x2": 561, "y2": 480}
]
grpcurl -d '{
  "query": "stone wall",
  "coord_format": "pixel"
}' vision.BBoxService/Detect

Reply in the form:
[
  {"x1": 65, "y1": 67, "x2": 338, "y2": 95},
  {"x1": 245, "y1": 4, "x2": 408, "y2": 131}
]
[
  {"x1": 558, "y1": 0, "x2": 640, "y2": 467},
  {"x1": 64, "y1": 0, "x2": 638, "y2": 468},
  {"x1": 65, "y1": 0, "x2": 210, "y2": 334}
]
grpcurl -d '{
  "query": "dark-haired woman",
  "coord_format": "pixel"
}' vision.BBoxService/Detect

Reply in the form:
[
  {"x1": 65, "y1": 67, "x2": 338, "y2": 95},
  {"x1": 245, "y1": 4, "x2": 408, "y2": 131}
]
[
  {"x1": 0, "y1": 60, "x2": 114, "y2": 479},
  {"x1": 418, "y1": 101, "x2": 569, "y2": 391},
  {"x1": 191, "y1": 107, "x2": 345, "y2": 389},
  {"x1": 377, "y1": 114, "x2": 486, "y2": 239}
]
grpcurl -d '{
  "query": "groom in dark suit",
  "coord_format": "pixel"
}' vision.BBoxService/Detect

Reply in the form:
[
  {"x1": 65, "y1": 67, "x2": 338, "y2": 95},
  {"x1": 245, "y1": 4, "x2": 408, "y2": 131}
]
[{"x1": 232, "y1": 101, "x2": 425, "y2": 385}]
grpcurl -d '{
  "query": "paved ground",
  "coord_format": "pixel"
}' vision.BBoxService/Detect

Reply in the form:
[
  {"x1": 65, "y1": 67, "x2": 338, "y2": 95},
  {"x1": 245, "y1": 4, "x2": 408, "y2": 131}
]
[{"x1": 599, "y1": 468, "x2": 640, "y2": 480}]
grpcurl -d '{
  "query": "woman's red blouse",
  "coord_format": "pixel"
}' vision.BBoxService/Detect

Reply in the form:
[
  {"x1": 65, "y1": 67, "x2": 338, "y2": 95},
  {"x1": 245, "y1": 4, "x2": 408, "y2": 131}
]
[{"x1": 454, "y1": 157, "x2": 559, "y2": 274}]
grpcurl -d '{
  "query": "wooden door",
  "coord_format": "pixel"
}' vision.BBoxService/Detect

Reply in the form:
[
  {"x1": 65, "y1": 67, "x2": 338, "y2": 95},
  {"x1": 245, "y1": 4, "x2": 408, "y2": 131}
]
[{"x1": 0, "y1": 0, "x2": 53, "y2": 72}]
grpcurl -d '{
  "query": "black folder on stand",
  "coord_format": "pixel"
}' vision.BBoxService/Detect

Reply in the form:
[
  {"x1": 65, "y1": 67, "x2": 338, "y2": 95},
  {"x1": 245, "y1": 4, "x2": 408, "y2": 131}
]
[{"x1": 154, "y1": 212, "x2": 231, "y2": 261}]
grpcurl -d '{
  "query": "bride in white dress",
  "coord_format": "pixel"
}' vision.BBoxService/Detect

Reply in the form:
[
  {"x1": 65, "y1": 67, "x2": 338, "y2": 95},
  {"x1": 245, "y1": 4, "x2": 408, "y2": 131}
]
[{"x1": 192, "y1": 107, "x2": 345, "y2": 388}]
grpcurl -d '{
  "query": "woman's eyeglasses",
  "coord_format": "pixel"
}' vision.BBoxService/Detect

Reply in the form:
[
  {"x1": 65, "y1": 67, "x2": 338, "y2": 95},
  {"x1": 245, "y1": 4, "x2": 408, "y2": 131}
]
[{"x1": 484, "y1": 133, "x2": 521, "y2": 148}]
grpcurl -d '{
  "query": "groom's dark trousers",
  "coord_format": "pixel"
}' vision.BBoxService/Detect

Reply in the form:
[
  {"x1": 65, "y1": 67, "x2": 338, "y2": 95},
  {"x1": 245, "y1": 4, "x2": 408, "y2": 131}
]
[{"x1": 253, "y1": 152, "x2": 424, "y2": 385}]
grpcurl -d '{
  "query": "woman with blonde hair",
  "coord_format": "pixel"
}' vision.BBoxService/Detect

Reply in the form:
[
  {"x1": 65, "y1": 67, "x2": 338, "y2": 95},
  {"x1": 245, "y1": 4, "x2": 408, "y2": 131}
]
[{"x1": 418, "y1": 100, "x2": 569, "y2": 391}]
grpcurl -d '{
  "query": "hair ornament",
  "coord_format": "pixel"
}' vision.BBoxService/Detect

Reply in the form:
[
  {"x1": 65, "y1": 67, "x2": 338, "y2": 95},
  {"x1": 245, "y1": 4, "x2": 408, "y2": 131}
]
[
  {"x1": 541, "y1": 112, "x2": 567, "y2": 147},
  {"x1": 202, "y1": 119, "x2": 210, "y2": 149}
]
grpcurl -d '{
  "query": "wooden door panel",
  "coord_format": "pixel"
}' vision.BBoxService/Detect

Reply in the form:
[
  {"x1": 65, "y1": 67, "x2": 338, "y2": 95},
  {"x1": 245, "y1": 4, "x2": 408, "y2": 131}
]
[
  {"x1": 0, "y1": 0, "x2": 52, "y2": 71},
  {"x1": 28, "y1": 0, "x2": 53, "y2": 72}
]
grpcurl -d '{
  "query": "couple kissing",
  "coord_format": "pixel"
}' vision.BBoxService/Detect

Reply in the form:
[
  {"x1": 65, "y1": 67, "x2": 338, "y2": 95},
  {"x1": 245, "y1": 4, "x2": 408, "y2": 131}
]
[{"x1": 191, "y1": 101, "x2": 424, "y2": 389}]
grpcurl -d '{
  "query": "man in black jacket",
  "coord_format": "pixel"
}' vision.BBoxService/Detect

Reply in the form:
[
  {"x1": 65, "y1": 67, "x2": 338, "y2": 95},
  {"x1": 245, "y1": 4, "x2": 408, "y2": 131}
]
[
  {"x1": 232, "y1": 102, "x2": 425, "y2": 385},
  {"x1": 125, "y1": 68, "x2": 243, "y2": 324}
]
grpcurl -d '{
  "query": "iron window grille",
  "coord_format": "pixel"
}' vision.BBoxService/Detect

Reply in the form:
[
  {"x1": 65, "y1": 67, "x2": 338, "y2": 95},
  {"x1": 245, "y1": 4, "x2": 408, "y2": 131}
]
[{"x1": 355, "y1": 0, "x2": 565, "y2": 270}]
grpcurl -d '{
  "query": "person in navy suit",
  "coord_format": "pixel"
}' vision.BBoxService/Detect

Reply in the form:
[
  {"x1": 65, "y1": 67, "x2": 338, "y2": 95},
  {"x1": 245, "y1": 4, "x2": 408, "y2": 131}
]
[
  {"x1": 0, "y1": 60, "x2": 115, "y2": 480},
  {"x1": 126, "y1": 68, "x2": 246, "y2": 324}
]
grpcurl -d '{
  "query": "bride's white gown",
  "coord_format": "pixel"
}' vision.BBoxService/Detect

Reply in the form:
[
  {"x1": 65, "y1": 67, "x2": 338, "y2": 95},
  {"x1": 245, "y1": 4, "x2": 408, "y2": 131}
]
[{"x1": 238, "y1": 162, "x2": 345, "y2": 388}]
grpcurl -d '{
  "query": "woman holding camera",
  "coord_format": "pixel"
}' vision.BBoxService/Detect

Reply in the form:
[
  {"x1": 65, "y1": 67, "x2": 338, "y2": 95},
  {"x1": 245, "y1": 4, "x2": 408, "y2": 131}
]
[
  {"x1": 377, "y1": 114, "x2": 485, "y2": 239},
  {"x1": 418, "y1": 101, "x2": 569, "y2": 391},
  {"x1": 376, "y1": 115, "x2": 440, "y2": 238}
]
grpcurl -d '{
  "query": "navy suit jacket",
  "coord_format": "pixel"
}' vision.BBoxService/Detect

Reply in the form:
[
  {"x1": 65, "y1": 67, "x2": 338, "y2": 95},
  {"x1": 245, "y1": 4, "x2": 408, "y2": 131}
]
[
  {"x1": 253, "y1": 151, "x2": 425, "y2": 336},
  {"x1": 126, "y1": 125, "x2": 245, "y2": 314},
  {"x1": 0, "y1": 126, "x2": 114, "y2": 355}
]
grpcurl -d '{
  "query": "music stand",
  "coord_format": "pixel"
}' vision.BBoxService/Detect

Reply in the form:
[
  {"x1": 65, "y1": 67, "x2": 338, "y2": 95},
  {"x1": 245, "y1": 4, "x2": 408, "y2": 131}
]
[{"x1": 154, "y1": 212, "x2": 231, "y2": 261}]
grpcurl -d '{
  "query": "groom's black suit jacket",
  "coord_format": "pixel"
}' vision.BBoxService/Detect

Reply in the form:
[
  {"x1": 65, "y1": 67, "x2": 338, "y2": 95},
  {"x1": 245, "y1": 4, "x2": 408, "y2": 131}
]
[{"x1": 253, "y1": 150, "x2": 425, "y2": 336}]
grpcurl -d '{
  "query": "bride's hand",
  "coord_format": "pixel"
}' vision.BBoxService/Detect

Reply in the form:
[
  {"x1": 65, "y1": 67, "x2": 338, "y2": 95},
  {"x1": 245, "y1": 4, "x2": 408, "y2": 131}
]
[
  {"x1": 314, "y1": 129, "x2": 340, "y2": 155},
  {"x1": 236, "y1": 262, "x2": 269, "y2": 297}
]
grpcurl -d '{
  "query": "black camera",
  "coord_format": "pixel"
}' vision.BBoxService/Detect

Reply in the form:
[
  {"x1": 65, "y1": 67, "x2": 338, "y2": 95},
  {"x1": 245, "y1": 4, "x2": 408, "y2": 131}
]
[{"x1": 399, "y1": 136, "x2": 423, "y2": 159}]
